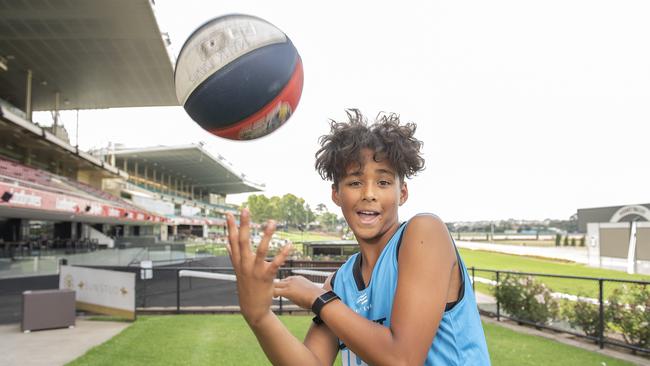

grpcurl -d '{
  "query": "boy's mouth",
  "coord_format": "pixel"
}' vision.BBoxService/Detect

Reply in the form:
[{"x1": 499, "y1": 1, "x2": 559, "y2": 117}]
[{"x1": 357, "y1": 210, "x2": 380, "y2": 224}]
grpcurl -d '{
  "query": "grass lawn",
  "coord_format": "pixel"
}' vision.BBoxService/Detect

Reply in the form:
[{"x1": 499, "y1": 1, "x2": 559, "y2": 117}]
[
  {"x1": 460, "y1": 248, "x2": 650, "y2": 298},
  {"x1": 484, "y1": 321, "x2": 634, "y2": 366},
  {"x1": 475, "y1": 239, "x2": 557, "y2": 247},
  {"x1": 183, "y1": 230, "x2": 340, "y2": 259},
  {"x1": 68, "y1": 315, "x2": 634, "y2": 365},
  {"x1": 275, "y1": 230, "x2": 340, "y2": 243},
  {"x1": 185, "y1": 243, "x2": 229, "y2": 256}
]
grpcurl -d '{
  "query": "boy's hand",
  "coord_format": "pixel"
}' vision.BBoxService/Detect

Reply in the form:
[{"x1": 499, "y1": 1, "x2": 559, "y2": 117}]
[
  {"x1": 274, "y1": 276, "x2": 327, "y2": 309},
  {"x1": 226, "y1": 208, "x2": 292, "y2": 326}
]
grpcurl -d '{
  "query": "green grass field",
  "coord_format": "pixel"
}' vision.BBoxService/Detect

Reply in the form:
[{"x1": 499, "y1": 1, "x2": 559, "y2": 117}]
[
  {"x1": 67, "y1": 315, "x2": 634, "y2": 365},
  {"x1": 460, "y1": 248, "x2": 650, "y2": 298},
  {"x1": 185, "y1": 243, "x2": 230, "y2": 256},
  {"x1": 476, "y1": 239, "x2": 557, "y2": 247},
  {"x1": 274, "y1": 230, "x2": 340, "y2": 243},
  {"x1": 185, "y1": 231, "x2": 339, "y2": 257}
]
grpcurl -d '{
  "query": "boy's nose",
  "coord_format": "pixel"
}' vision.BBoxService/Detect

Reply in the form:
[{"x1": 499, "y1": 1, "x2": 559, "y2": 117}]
[{"x1": 362, "y1": 186, "x2": 377, "y2": 201}]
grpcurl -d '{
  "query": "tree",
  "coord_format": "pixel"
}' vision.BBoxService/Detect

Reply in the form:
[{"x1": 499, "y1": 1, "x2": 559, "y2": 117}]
[
  {"x1": 304, "y1": 204, "x2": 316, "y2": 227},
  {"x1": 245, "y1": 193, "x2": 318, "y2": 230},
  {"x1": 245, "y1": 194, "x2": 272, "y2": 222},
  {"x1": 269, "y1": 196, "x2": 282, "y2": 220},
  {"x1": 315, "y1": 203, "x2": 328, "y2": 214},
  {"x1": 319, "y1": 212, "x2": 339, "y2": 232}
]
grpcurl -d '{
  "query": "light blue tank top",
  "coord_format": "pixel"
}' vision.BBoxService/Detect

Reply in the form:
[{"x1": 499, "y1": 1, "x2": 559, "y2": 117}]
[{"x1": 332, "y1": 217, "x2": 491, "y2": 365}]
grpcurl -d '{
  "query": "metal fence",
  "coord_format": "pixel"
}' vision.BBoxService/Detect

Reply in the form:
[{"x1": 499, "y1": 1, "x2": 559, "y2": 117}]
[
  {"x1": 84, "y1": 259, "x2": 341, "y2": 314},
  {"x1": 469, "y1": 267, "x2": 650, "y2": 355}
]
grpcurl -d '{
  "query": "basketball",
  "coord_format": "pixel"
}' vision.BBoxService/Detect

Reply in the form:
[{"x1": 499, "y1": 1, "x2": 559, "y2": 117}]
[{"x1": 174, "y1": 14, "x2": 304, "y2": 140}]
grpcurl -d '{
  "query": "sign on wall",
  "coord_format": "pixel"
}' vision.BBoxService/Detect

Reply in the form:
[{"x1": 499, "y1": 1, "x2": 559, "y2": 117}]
[{"x1": 59, "y1": 265, "x2": 135, "y2": 320}]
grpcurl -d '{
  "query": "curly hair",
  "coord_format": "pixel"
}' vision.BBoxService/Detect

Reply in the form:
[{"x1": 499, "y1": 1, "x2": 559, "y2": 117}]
[{"x1": 315, "y1": 109, "x2": 425, "y2": 187}]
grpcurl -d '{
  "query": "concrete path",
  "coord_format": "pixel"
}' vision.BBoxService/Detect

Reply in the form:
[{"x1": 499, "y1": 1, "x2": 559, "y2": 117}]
[
  {"x1": 1, "y1": 319, "x2": 131, "y2": 366},
  {"x1": 474, "y1": 291, "x2": 495, "y2": 304},
  {"x1": 457, "y1": 240, "x2": 590, "y2": 264}
]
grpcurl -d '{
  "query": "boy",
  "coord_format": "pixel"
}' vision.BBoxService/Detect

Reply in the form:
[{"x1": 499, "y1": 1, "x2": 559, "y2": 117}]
[{"x1": 226, "y1": 109, "x2": 490, "y2": 365}]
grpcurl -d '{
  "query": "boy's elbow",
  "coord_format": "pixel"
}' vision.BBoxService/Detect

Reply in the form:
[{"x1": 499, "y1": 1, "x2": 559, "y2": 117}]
[
  {"x1": 385, "y1": 349, "x2": 426, "y2": 366},
  {"x1": 390, "y1": 356, "x2": 424, "y2": 366}
]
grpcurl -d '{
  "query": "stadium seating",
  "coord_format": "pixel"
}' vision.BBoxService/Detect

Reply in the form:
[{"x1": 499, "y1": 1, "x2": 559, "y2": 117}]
[{"x1": 0, "y1": 157, "x2": 139, "y2": 211}]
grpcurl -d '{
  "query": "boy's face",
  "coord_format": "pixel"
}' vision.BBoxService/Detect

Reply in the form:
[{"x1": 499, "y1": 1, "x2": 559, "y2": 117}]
[{"x1": 332, "y1": 148, "x2": 408, "y2": 243}]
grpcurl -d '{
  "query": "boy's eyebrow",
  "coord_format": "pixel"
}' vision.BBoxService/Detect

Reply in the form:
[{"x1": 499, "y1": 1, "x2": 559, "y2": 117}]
[
  {"x1": 375, "y1": 168, "x2": 396, "y2": 175},
  {"x1": 344, "y1": 168, "x2": 395, "y2": 177}
]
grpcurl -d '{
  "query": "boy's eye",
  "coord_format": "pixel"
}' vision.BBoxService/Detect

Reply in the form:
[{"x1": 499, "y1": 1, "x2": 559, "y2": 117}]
[
  {"x1": 348, "y1": 181, "x2": 361, "y2": 186},
  {"x1": 379, "y1": 180, "x2": 391, "y2": 186}
]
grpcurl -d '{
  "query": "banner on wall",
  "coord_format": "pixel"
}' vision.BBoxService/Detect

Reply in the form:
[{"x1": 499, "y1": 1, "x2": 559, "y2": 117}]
[{"x1": 59, "y1": 265, "x2": 135, "y2": 320}]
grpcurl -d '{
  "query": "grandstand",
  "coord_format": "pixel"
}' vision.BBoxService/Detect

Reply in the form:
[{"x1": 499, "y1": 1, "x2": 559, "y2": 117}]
[
  {"x1": 0, "y1": 0, "x2": 263, "y2": 270},
  {"x1": 91, "y1": 143, "x2": 264, "y2": 242}
]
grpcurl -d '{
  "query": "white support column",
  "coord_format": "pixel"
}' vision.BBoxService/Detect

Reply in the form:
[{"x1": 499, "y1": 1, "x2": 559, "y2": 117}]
[{"x1": 627, "y1": 221, "x2": 638, "y2": 274}]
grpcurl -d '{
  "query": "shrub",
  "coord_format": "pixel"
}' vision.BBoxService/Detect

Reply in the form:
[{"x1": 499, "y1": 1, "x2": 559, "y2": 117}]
[
  {"x1": 493, "y1": 274, "x2": 559, "y2": 325},
  {"x1": 571, "y1": 238, "x2": 576, "y2": 246},
  {"x1": 579, "y1": 236, "x2": 586, "y2": 247},
  {"x1": 606, "y1": 285, "x2": 650, "y2": 348},
  {"x1": 563, "y1": 236, "x2": 569, "y2": 246},
  {"x1": 555, "y1": 234, "x2": 561, "y2": 247},
  {"x1": 562, "y1": 296, "x2": 606, "y2": 339}
]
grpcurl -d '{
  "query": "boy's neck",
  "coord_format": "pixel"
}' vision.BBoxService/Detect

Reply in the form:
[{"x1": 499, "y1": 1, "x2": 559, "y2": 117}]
[{"x1": 356, "y1": 221, "x2": 401, "y2": 283}]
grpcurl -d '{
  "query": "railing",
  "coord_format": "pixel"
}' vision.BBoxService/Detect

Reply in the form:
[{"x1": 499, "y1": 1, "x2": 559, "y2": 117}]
[
  {"x1": 116, "y1": 264, "x2": 339, "y2": 314},
  {"x1": 469, "y1": 267, "x2": 650, "y2": 355},
  {"x1": 164, "y1": 266, "x2": 338, "y2": 314},
  {"x1": 82, "y1": 262, "x2": 650, "y2": 356}
]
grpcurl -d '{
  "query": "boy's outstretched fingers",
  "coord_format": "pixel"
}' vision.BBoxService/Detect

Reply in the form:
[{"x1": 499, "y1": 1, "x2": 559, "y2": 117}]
[
  {"x1": 269, "y1": 242, "x2": 293, "y2": 273},
  {"x1": 255, "y1": 220, "x2": 276, "y2": 263},
  {"x1": 225, "y1": 212, "x2": 239, "y2": 264},
  {"x1": 239, "y1": 208, "x2": 253, "y2": 259}
]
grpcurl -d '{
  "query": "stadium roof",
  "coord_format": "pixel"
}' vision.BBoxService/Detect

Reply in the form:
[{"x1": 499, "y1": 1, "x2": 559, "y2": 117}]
[
  {"x1": 0, "y1": 0, "x2": 178, "y2": 111},
  {"x1": 0, "y1": 103, "x2": 124, "y2": 179},
  {"x1": 113, "y1": 144, "x2": 265, "y2": 195}
]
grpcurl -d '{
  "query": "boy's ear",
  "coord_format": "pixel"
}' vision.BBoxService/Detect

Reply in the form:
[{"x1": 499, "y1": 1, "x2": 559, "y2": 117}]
[
  {"x1": 331, "y1": 183, "x2": 341, "y2": 207},
  {"x1": 399, "y1": 181, "x2": 408, "y2": 206}
]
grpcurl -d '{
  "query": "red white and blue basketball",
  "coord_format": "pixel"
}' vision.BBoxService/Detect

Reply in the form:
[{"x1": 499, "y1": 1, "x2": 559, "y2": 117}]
[{"x1": 174, "y1": 14, "x2": 304, "y2": 140}]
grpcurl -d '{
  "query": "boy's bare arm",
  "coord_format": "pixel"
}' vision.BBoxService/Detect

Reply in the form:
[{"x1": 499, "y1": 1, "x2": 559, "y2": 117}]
[
  {"x1": 226, "y1": 210, "x2": 338, "y2": 365},
  {"x1": 250, "y1": 275, "x2": 339, "y2": 366},
  {"x1": 247, "y1": 311, "x2": 338, "y2": 366},
  {"x1": 316, "y1": 215, "x2": 455, "y2": 365}
]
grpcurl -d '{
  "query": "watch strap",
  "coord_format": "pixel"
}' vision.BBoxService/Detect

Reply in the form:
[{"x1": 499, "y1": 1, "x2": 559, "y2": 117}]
[{"x1": 311, "y1": 290, "x2": 340, "y2": 318}]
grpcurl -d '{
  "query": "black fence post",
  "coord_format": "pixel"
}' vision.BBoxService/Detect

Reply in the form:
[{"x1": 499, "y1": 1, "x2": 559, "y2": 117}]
[
  {"x1": 495, "y1": 271, "x2": 500, "y2": 321},
  {"x1": 471, "y1": 267, "x2": 475, "y2": 292},
  {"x1": 598, "y1": 279, "x2": 604, "y2": 349},
  {"x1": 176, "y1": 269, "x2": 181, "y2": 314},
  {"x1": 278, "y1": 268, "x2": 284, "y2": 316}
]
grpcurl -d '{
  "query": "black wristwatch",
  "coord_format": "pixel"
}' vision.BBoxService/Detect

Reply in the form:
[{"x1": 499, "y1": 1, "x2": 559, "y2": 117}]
[{"x1": 311, "y1": 290, "x2": 340, "y2": 324}]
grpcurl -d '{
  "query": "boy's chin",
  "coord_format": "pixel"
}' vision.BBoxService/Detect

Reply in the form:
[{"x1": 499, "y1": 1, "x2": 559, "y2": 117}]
[{"x1": 352, "y1": 228, "x2": 382, "y2": 242}]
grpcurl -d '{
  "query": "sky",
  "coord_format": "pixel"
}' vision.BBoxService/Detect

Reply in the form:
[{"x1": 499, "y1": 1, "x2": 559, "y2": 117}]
[{"x1": 36, "y1": 0, "x2": 650, "y2": 222}]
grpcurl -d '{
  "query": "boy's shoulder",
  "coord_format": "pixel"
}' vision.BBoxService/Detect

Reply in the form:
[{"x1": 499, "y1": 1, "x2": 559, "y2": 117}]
[
  {"x1": 404, "y1": 213, "x2": 445, "y2": 228},
  {"x1": 400, "y1": 213, "x2": 451, "y2": 249}
]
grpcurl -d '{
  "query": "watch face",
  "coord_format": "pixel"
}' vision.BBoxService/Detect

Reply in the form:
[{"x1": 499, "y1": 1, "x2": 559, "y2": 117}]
[
  {"x1": 321, "y1": 291, "x2": 338, "y2": 302},
  {"x1": 313, "y1": 291, "x2": 339, "y2": 316}
]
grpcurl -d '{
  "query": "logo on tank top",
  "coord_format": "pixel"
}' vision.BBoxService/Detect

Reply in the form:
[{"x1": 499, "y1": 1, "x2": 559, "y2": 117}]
[
  {"x1": 354, "y1": 293, "x2": 371, "y2": 313},
  {"x1": 340, "y1": 318, "x2": 385, "y2": 366},
  {"x1": 342, "y1": 349, "x2": 368, "y2": 366}
]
